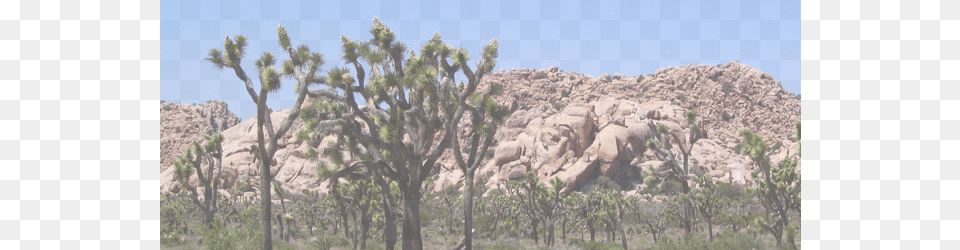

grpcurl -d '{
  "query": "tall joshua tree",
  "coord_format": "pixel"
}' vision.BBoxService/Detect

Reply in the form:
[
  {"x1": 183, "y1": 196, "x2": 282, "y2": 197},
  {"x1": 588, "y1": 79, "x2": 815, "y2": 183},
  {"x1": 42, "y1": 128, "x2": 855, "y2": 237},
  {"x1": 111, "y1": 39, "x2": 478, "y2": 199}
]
[
  {"x1": 444, "y1": 53, "x2": 508, "y2": 250},
  {"x1": 205, "y1": 24, "x2": 325, "y2": 250},
  {"x1": 298, "y1": 18, "x2": 500, "y2": 250}
]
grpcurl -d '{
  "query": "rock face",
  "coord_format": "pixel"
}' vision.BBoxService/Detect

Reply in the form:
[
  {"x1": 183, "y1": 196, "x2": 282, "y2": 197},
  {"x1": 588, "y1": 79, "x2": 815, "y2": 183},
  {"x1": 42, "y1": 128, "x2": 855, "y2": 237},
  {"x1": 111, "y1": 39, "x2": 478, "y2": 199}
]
[
  {"x1": 160, "y1": 62, "x2": 801, "y2": 197},
  {"x1": 160, "y1": 97, "x2": 331, "y2": 197},
  {"x1": 472, "y1": 96, "x2": 798, "y2": 193},
  {"x1": 444, "y1": 62, "x2": 800, "y2": 192},
  {"x1": 160, "y1": 100, "x2": 241, "y2": 173}
]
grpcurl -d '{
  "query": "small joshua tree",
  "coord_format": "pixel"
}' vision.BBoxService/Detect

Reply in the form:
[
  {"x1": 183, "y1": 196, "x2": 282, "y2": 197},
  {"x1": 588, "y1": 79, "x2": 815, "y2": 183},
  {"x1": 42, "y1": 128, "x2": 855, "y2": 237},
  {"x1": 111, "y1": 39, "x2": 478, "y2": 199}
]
[
  {"x1": 645, "y1": 110, "x2": 704, "y2": 235},
  {"x1": 741, "y1": 128, "x2": 801, "y2": 246},
  {"x1": 645, "y1": 110, "x2": 705, "y2": 193},
  {"x1": 172, "y1": 133, "x2": 225, "y2": 228},
  {"x1": 693, "y1": 175, "x2": 727, "y2": 242}
]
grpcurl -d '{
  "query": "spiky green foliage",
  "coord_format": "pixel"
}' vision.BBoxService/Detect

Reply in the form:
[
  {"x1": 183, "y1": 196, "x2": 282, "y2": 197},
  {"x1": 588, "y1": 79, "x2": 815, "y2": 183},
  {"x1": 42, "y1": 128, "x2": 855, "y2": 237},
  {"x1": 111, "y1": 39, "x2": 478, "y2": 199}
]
[
  {"x1": 502, "y1": 174, "x2": 568, "y2": 247},
  {"x1": 694, "y1": 175, "x2": 728, "y2": 242},
  {"x1": 646, "y1": 110, "x2": 705, "y2": 205},
  {"x1": 171, "y1": 134, "x2": 225, "y2": 229},
  {"x1": 741, "y1": 129, "x2": 801, "y2": 246},
  {"x1": 293, "y1": 17, "x2": 503, "y2": 250},
  {"x1": 205, "y1": 23, "x2": 325, "y2": 250},
  {"x1": 794, "y1": 121, "x2": 801, "y2": 155},
  {"x1": 739, "y1": 129, "x2": 768, "y2": 164}
]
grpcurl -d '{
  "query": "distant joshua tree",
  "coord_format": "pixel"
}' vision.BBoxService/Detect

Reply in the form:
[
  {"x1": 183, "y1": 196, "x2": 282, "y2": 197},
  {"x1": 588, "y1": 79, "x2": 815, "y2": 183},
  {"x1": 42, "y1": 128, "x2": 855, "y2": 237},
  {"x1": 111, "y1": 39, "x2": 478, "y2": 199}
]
[
  {"x1": 645, "y1": 110, "x2": 705, "y2": 235},
  {"x1": 172, "y1": 133, "x2": 224, "y2": 228}
]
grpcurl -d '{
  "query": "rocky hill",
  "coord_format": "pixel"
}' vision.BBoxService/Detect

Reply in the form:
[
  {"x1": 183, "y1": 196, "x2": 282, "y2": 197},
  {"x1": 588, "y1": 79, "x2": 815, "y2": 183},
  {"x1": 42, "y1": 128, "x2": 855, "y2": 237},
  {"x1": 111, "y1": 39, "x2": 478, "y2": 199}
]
[
  {"x1": 160, "y1": 62, "x2": 800, "y2": 197},
  {"x1": 436, "y1": 62, "x2": 800, "y2": 193}
]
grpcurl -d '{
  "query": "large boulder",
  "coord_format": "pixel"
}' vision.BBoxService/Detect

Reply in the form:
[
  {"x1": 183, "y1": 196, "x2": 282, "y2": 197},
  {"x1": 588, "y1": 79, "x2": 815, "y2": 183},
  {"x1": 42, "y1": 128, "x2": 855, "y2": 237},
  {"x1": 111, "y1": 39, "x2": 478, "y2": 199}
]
[{"x1": 493, "y1": 141, "x2": 524, "y2": 166}]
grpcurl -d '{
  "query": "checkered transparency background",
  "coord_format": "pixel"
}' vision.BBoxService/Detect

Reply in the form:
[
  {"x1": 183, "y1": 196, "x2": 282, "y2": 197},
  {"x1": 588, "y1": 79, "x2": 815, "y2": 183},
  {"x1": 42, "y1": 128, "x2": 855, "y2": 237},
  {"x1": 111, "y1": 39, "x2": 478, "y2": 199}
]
[
  {"x1": 1, "y1": 0, "x2": 161, "y2": 249},
  {"x1": 0, "y1": 0, "x2": 957, "y2": 249}
]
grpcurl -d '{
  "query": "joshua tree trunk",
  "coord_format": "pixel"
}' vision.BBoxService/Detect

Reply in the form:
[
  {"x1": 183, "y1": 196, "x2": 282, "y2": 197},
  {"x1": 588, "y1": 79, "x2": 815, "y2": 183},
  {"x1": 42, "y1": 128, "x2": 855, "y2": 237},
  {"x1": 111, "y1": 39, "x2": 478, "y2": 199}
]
[
  {"x1": 588, "y1": 219, "x2": 596, "y2": 241},
  {"x1": 376, "y1": 174, "x2": 398, "y2": 250},
  {"x1": 340, "y1": 204, "x2": 351, "y2": 242},
  {"x1": 561, "y1": 218, "x2": 567, "y2": 243},
  {"x1": 462, "y1": 171, "x2": 475, "y2": 250},
  {"x1": 547, "y1": 221, "x2": 555, "y2": 247},
  {"x1": 619, "y1": 224, "x2": 627, "y2": 250},
  {"x1": 707, "y1": 216, "x2": 714, "y2": 242},
  {"x1": 401, "y1": 178, "x2": 423, "y2": 250},
  {"x1": 276, "y1": 214, "x2": 284, "y2": 242},
  {"x1": 359, "y1": 199, "x2": 372, "y2": 250},
  {"x1": 531, "y1": 219, "x2": 539, "y2": 245},
  {"x1": 256, "y1": 98, "x2": 273, "y2": 250}
]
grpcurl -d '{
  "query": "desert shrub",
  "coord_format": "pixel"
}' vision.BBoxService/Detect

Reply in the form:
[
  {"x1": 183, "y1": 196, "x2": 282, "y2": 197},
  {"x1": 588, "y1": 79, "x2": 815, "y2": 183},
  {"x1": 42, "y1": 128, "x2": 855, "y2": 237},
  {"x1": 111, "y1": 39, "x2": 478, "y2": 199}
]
[
  {"x1": 641, "y1": 178, "x2": 684, "y2": 196},
  {"x1": 480, "y1": 243, "x2": 524, "y2": 250},
  {"x1": 645, "y1": 232, "x2": 762, "y2": 250},
  {"x1": 311, "y1": 235, "x2": 349, "y2": 250},
  {"x1": 160, "y1": 194, "x2": 191, "y2": 247},
  {"x1": 550, "y1": 100, "x2": 564, "y2": 111},
  {"x1": 521, "y1": 103, "x2": 532, "y2": 111},
  {"x1": 784, "y1": 223, "x2": 797, "y2": 249},
  {"x1": 198, "y1": 204, "x2": 262, "y2": 250},
  {"x1": 576, "y1": 240, "x2": 624, "y2": 250},
  {"x1": 721, "y1": 82, "x2": 734, "y2": 95},
  {"x1": 273, "y1": 242, "x2": 297, "y2": 250},
  {"x1": 600, "y1": 175, "x2": 620, "y2": 190}
]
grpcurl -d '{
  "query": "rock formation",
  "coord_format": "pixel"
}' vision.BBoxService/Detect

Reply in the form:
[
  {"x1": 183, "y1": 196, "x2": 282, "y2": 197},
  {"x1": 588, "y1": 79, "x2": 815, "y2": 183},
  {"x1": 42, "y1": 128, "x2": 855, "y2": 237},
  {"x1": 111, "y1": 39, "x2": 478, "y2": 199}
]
[
  {"x1": 160, "y1": 62, "x2": 801, "y2": 197},
  {"x1": 160, "y1": 97, "x2": 330, "y2": 197},
  {"x1": 436, "y1": 62, "x2": 800, "y2": 192},
  {"x1": 160, "y1": 100, "x2": 240, "y2": 173}
]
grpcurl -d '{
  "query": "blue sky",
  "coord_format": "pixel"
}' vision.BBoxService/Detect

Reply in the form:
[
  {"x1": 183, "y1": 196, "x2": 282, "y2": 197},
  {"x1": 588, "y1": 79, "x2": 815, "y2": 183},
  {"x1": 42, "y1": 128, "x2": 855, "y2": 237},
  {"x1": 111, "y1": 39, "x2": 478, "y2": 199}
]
[{"x1": 161, "y1": 0, "x2": 800, "y2": 121}]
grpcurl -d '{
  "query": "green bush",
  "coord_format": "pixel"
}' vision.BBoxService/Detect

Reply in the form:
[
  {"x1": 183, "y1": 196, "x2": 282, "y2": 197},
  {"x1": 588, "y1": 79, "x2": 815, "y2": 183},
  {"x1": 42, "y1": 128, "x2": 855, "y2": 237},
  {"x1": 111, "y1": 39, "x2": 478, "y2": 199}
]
[
  {"x1": 479, "y1": 242, "x2": 550, "y2": 250},
  {"x1": 577, "y1": 240, "x2": 624, "y2": 250},
  {"x1": 644, "y1": 232, "x2": 762, "y2": 250},
  {"x1": 197, "y1": 205, "x2": 263, "y2": 250},
  {"x1": 721, "y1": 111, "x2": 732, "y2": 122},
  {"x1": 311, "y1": 235, "x2": 348, "y2": 250}
]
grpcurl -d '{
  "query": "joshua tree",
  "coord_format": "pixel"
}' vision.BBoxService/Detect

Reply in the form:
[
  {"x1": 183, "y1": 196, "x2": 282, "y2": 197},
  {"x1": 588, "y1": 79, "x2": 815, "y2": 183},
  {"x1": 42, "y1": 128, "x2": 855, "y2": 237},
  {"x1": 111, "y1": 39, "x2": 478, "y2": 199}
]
[
  {"x1": 693, "y1": 175, "x2": 727, "y2": 242},
  {"x1": 741, "y1": 128, "x2": 801, "y2": 246},
  {"x1": 645, "y1": 110, "x2": 704, "y2": 235},
  {"x1": 638, "y1": 198, "x2": 669, "y2": 244},
  {"x1": 503, "y1": 173, "x2": 545, "y2": 246},
  {"x1": 448, "y1": 78, "x2": 509, "y2": 249},
  {"x1": 598, "y1": 187, "x2": 629, "y2": 249},
  {"x1": 205, "y1": 24, "x2": 325, "y2": 249},
  {"x1": 172, "y1": 133, "x2": 225, "y2": 228},
  {"x1": 645, "y1": 110, "x2": 705, "y2": 193},
  {"x1": 295, "y1": 18, "x2": 500, "y2": 250}
]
